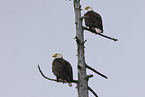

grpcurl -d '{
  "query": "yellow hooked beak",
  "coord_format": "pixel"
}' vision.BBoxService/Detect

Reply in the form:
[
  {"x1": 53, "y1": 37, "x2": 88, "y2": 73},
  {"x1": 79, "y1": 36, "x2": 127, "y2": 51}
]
[
  {"x1": 52, "y1": 54, "x2": 56, "y2": 57},
  {"x1": 85, "y1": 6, "x2": 89, "y2": 10}
]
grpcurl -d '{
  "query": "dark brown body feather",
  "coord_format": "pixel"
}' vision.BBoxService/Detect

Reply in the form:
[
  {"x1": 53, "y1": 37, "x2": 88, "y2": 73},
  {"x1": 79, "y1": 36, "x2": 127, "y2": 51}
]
[
  {"x1": 52, "y1": 58, "x2": 73, "y2": 83},
  {"x1": 84, "y1": 11, "x2": 103, "y2": 32}
]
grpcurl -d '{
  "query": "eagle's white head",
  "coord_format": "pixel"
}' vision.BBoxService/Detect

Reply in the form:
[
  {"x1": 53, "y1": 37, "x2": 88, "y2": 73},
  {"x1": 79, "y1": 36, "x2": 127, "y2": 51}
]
[
  {"x1": 85, "y1": 6, "x2": 93, "y2": 11},
  {"x1": 52, "y1": 53, "x2": 63, "y2": 58}
]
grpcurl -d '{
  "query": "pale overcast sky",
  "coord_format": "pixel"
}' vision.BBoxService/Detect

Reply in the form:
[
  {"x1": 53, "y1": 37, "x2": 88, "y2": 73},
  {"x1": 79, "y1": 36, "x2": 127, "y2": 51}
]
[{"x1": 0, "y1": 0, "x2": 145, "y2": 97}]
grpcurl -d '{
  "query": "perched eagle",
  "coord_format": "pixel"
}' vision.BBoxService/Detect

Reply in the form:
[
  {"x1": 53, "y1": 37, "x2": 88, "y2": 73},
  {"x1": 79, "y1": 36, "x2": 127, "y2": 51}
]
[
  {"x1": 52, "y1": 53, "x2": 73, "y2": 87},
  {"x1": 84, "y1": 6, "x2": 104, "y2": 33}
]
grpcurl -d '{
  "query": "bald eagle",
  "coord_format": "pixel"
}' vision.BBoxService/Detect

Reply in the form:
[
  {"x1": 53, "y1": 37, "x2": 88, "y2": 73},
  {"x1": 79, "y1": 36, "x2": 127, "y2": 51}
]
[
  {"x1": 84, "y1": 6, "x2": 103, "y2": 33},
  {"x1": 52, "y1": 53, "x2": 73, "y2": 87}
]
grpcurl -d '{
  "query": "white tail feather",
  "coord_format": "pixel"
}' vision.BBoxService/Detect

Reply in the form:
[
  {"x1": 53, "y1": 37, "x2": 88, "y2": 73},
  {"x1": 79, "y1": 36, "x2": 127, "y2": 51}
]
[{"x1": 95, "y1": 28, "x2": 103, "y2": 33}]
